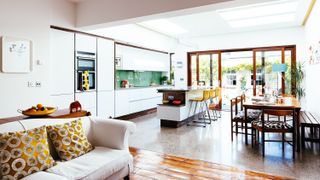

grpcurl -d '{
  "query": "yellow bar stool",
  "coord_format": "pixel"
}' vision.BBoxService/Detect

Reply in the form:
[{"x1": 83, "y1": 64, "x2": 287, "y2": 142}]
[
  {"x1": 209, "y1": 87, "x2": 221, "y2": 119},
  {"x1": 187, "y1": 89, "x2": 212, "y2": 127},
  {"x1": 208, "y1": 88, "x2": 218, "y2": 121}
]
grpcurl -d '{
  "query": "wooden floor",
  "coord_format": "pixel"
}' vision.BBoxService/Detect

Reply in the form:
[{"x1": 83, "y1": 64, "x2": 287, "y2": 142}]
[{"x1": 129, "y1": 147, "x2": 294, "y2": 180}]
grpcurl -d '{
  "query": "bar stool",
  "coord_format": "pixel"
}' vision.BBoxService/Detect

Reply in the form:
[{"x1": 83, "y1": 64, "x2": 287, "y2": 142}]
[
  {"x1": 187, "y1": 89, "x2": 212, "y2": 127},
  {"x1": 209, "y1": 87, "x2": 221, "y2": 119}
]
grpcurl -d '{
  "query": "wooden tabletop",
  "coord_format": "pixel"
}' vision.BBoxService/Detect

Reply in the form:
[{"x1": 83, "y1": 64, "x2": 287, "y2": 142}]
[
  {"x1": 0, "y1": 109, "x2": 91, "y2": 125},
  {"x1": 243, "y1": 96, "x2": 301, "y2": 109}
]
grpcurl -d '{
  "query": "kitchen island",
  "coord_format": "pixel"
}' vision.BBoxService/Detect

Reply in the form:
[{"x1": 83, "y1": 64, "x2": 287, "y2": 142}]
[{"x1": 157, "y1": 86, "x2": 215, "y2": 128}]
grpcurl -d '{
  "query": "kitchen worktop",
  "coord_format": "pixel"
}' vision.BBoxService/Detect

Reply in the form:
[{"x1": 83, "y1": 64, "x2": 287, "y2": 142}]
[
  {"x1": 116, "y1": 85, "x2": 173, "y2": 91},
  {"x1": 157, "y1": 86, "x2": 216, "y2": 92}
]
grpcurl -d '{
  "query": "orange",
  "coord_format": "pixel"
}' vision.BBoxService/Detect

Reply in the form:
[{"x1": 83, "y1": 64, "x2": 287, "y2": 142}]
[{"x1": 37, "y1": 104, "x2": 43, "y2": 109}]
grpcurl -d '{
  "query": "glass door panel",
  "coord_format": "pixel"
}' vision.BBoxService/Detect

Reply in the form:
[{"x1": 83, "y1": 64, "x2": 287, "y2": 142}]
[
  {"x1": 221, "y1": 51, "x2": 253, "y2": 109},
  {"x1": 190, "y1": 54, "x2": 197, "y2": 85},
  {"x1": 199, "y1": 54, "x2": 211, "y2": 86},
  {"x1": 284, "y1": 50, "x2": 292, "y2": 95},
  {"x1": 255, "y1": 51, "x2": 282, "y2": 95},
  {"x1": 211, "y1": 54, "x2": 219, "y2": 87}
]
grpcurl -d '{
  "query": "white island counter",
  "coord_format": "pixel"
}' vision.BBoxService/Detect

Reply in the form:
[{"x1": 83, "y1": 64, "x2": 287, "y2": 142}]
[{"x1": 157, "y1": 86, "x2": 215, "y2": 128}]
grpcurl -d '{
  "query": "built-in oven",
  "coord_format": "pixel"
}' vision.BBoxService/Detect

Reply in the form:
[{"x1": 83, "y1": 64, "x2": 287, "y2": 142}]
[{"x1": 76, "y1": 51, "x2": 96, "y2": 92}]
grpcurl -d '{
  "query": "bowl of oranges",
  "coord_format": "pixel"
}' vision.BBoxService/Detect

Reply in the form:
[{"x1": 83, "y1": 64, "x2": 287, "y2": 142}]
[{"x1": 18, "y1": 104, "x2": 57, "y2": 117}]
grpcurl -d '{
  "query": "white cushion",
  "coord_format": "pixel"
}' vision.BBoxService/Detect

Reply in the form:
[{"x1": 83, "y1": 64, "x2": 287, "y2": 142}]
[
  {"x1": 22, "y1": 171, "x2": 70, "y2": 180},
  {"x1": 46, "y1": 146, "x2": 132, "y2": 180}
]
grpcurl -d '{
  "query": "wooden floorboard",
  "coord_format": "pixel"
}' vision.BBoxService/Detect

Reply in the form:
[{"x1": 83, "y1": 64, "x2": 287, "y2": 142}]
[{"x1": 129, "y1": 147, "x2": 295, "y2": 180}]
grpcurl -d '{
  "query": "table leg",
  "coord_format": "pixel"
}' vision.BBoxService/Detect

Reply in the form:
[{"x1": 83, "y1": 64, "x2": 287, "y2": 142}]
[
  {"x1": 245, "y1": 107, "x2": 248, "y2": 145},
  {"x1": 296, "y1": 109, "x2": 300, "y2": 152}
]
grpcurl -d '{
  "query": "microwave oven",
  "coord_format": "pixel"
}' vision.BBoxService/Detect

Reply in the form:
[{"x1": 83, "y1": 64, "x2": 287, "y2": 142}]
[{"x1": 76, "y1": 51, "x2": 96, "y2": 71}]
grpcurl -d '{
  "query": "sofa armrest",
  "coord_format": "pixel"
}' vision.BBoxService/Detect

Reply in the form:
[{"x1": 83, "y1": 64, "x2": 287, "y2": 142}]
[{"x1": 89, "y1": 117, "x2": 136, "y2": 151}]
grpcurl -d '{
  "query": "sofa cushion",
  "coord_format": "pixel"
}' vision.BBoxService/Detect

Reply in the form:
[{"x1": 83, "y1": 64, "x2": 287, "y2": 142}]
[
  {"x1": 46, "y1": 146, "x2": 132, "y2": 180},
  {"x1": 0, "y1": 126, "x2": 56, "y2": 179},
  {"x1": 46, "y1": 119, "x2": 94, "y2": 161},
  {"x1": 21, "y1": 171, "x2": 70, "y2": 180},
  {"x1": 18, "y1": 117, "x2": 93, "y2": 160}
]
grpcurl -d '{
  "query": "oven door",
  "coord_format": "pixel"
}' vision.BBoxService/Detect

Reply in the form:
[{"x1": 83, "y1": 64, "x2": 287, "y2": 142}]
[
  {"x1": 88, "y1": 72, "x2": 95, "y2": 90},
  {"x1": 77, "y1": 71, "x2": 96, "y2": 91}
]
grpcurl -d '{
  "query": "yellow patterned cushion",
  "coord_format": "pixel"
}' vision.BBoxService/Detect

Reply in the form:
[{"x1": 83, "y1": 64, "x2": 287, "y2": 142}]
[
  {"x1": 46, "y1": 119, "x2": 94, "y2": 161},
  {"x1": 0, "y1": 126, "x2": 56, "y2": 179}
]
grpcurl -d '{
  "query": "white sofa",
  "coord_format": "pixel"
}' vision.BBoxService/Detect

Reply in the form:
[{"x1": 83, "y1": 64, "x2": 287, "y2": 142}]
[{"x1": 0, "y1": 116, "x2": 136, "y2": 180}]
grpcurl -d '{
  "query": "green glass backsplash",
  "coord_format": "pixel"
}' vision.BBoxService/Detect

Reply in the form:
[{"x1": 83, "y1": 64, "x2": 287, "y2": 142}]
[{"x1": 116, "y1": 70, "x2": 162, "y2": 88}]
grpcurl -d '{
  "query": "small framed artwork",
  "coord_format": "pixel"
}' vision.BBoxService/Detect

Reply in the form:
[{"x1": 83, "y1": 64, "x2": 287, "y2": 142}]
[{"x1": 1, "y1": 36, "x2": 32, "y2": 73}]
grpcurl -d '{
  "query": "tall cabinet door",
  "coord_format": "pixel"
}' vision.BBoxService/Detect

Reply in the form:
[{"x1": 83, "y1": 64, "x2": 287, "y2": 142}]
[
  {"x1": 97, "y1": 38, "x2": 115, "y2": 118},
  {"x1": 50, "y1": 29, "x2": 74, "y2": 108},
  {"x1": 75, "y1": 34, "x2": 96, "y2": 53},
  {"x1": 97, "y1": 38, "x2": 114, "y2": 91}
]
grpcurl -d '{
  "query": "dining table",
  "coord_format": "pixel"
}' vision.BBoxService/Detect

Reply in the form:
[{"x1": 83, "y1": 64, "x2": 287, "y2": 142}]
[{"x1": 243, "y1": 96, "x2": 301, "y2": 152}]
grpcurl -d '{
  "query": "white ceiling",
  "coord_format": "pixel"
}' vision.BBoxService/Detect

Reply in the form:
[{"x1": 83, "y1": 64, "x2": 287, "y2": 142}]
[{"x1": 135, "y1": 0, "x2": 312, "y2": 39}]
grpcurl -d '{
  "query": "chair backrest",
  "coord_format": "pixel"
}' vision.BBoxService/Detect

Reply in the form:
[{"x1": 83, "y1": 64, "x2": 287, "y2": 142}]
[
  {"x1": 230, "y1": 97, "x2": 242, "y2": 119},
  {"x1": 259, "y1": 108, "x2": 295, "y2": 132},
  {"x1": 209, "y1": 89, "x2": 215, "y2": 99},
  {"x1": 203, "y1": 90, "x2": 211, "y2": 100}
]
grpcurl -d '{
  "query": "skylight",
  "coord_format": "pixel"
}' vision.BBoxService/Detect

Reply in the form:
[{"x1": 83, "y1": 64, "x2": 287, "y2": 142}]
[
  {"x1": 217, "y1": 0, "x2": 298, "y2": 28},
  {"x1": 138, "y1": 19, "x2": 188, "y2": 35}
]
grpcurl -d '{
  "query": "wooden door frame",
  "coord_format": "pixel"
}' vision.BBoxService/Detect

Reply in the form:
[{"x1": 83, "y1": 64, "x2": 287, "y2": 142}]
[{"x1": 187, "y1": 45, "x2": 296, "y2": 100}]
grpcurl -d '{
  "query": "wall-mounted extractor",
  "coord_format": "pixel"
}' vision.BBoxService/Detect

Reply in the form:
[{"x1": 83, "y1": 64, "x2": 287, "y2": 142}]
[{"x1": 75, "y1": 51, "x2": 96, "y2": 92}]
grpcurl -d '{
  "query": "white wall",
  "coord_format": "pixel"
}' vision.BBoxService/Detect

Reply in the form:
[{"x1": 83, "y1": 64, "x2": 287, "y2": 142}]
[
  {"x1": 0, "y1": 0, "x2": 75, "y2": 118},
  {"x1": 188, "y1": 27, "x2": 306, "y2": 61},
  {"x1": 304, "y1": 0, "x2": 320, "y2": 113}
]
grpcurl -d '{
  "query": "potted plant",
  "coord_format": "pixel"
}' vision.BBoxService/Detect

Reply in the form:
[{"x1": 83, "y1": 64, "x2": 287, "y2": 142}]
[
  {"x1": 292, "y1": 61, "x2": 305, "y2": 100},
  {"x1": 161, "y1": 76, "x2": 168, "y2": 85}
]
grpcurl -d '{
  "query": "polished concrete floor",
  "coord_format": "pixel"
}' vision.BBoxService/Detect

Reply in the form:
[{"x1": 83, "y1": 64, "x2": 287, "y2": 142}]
[{"x1": 129, "y1": 111, "x2": 320, "y2": 180}]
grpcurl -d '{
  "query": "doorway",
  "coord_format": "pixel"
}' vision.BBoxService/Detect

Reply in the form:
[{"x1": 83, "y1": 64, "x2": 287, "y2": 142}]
[{"x1": 188, "y1": 45, "x2": 296, "y2": 110}]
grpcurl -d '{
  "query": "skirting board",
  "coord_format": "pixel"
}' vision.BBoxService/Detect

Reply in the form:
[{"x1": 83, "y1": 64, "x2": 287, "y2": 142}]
[{"x1": 115, "y1": 108, "x2": 157, "y2": 120}]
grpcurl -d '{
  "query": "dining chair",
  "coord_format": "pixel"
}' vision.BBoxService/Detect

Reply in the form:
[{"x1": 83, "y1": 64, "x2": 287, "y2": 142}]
[
  {"x1": 231, "y1": 95, "x2": 260, "y2": 141},
  {"x1": 251, "y1": 109, "x2": 295, "y2": 158}
]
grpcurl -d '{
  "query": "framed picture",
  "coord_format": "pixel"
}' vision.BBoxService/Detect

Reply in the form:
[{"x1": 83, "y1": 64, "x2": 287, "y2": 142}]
[{"x1": 1, "y1": 36, "x2": 32, "y2": 73}]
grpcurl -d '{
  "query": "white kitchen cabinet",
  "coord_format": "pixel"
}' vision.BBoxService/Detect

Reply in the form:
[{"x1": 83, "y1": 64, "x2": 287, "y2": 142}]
[
  {"x1": 75, "y1": 92, "x2": 96, "y2": 116},
  {"x1": 97, "y1": 38, "x2": 115, "y2": 118},
  {"x1": 50, "y1": 29, "x2": 74, "y2": 96},
  {"x1": 116, "y1": 44, "x2": 170, "y2": 72},
  {"x1": 97, "y1": 90, "x2": 114, "y2": 118},
  {"x1": 75, "y1": 34, "x2": 96, "y2": 53},
  {"x1": 97, "y1": 38, "x2": 114, "y2": 91},
  {"x1": 115, "y1": 90, "x2": 130, "y2": 117},
  {"x1": 115, "y1": 87, "x2": 163, "y2": 117}
]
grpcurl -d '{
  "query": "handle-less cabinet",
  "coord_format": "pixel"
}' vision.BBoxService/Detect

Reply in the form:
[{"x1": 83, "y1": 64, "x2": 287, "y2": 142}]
[
  {"x1": 97, "y1": 38, "x2": 114, "y2": 91},
  {"x1": 97, "y1": 91, "x2": 114, "y2": 118},
  {"x1": 97, "y1": 38, "x2": 115, "y2": 117},
  {"x1": 49, "y1": 29, "x2": 75, "y2": 108},
  {"x1": 75, "y1": 34, "x2": 96, "y2": 53},
  {"x1": 75, "y1": 91, "x2": 96, "y2": 116},
  {"x1": 115, "y1": 87, "x2": 163, "y2": 117},
  {"x1": 116, "y1": 44, "x2": 170, "y2": 72}
]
